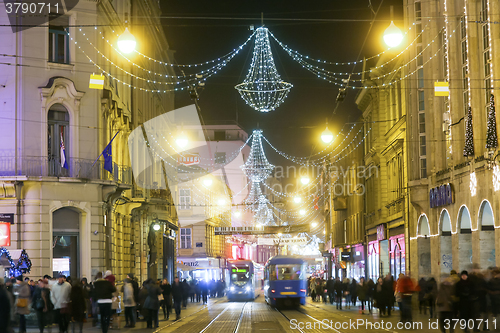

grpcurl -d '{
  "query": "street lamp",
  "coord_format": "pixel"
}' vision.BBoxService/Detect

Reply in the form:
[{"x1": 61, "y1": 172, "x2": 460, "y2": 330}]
[
  {"x1": 293, "y1": 196, "x2": 302, "y2": 204},
  {"x1": 175, "y1": 132, "x2": 188, "y2": 148},
  {"x1": 300, "y1": 176, "x2": 310, "y2": 185},
  {"x1": 217, "y1": 198, "x2": 226, "y2": 206},
  {"x1": 321, "y1": 127, "x2": 333, "y2": 144},
  {"x1": 118, "y1": 27, "x2": 137, "y2": 54},
  {"x1": 383, "y1": 6, "x2": 403, "y2": 48},
  {"x1": 299, "y1": 209, "x2": 306, "y2": 216},
  {"x1": 233, "y1": 210, "x2": 241, "y2": 218},
  {"x1": 203, "y1": 177, "x2": 213, "y2": 187},
  {"x1": 311, "y1": 222, "x2": 318, "y2": 228},
  {"x1": 152, "y1": 223, "x2": 161, "y2": 231}
]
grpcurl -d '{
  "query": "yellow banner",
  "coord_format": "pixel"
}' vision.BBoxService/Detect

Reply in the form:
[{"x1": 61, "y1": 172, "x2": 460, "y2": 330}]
[
  {"x1": 434, "y1": 82, "x2": 449, "y2": 96},
  {"x1": 89, "y1": 74, "x2": 104, "y2": 89}
]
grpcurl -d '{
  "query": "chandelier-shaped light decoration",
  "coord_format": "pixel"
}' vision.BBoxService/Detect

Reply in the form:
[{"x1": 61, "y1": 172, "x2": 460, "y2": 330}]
[
  {"x1": 241, "y1": 130, "x2": 274, "y2": 183},
  {"x1": 244, "y1": 181, "x2": 263, "y2": 207},
  {"x1": 235, "y1": 27, "x2": 292, "y2": 112},
  {"x1": 254, "y1": 195, "x2": 275, "y2": 226}
]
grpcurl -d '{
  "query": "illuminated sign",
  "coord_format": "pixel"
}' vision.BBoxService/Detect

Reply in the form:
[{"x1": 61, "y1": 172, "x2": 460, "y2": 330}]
[
  {"x1": 429, "y1": 183, "x2": 454, "y2": 208},
  {"x1": 232, "y1": 268, "x2": 248, "y2": 273},
  {"x1": 376, "y1": 224, "x2": 385, "y2": 241},
  {"x1": 177, "y1": 153, "x2": 200, "y2": 166},
  {"x1": 0, "y1": 222, "x2": 10, "y2": 247},
  {"x1": 0, "y1": 214, "x2": 14, "y2": 224}
]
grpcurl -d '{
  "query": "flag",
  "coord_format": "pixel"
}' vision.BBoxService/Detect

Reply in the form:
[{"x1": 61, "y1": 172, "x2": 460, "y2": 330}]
[
  {"x1": 60, "y1": 128, "x2": 68, "y2": 170},
  {"x1": 101, "y1": 132, "x2": 119, "y2": 173},
  {"x1": 89, "y1": 74, "x2": 104, "y2": 89},
  {"x1": 434, "y1": 82, "x2": 449, "y2": 96}
]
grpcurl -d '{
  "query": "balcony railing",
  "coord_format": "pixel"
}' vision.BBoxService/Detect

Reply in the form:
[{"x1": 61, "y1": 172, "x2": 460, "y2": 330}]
[{"x1": 0, "y1": 157, "x2": 132, "y2": 185}]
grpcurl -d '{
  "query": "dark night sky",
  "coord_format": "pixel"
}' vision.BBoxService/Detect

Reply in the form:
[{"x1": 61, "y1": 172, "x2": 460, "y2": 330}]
[{"x1": 160, "y1": 0, "x2": 403, "y2": 165}]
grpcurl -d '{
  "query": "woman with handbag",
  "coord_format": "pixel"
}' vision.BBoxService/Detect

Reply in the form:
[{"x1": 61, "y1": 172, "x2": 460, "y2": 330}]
[
  {"x1": 15, "y1": 275, "x2": 31, "y2": 333},
  {"x1": 32, "y1": 279, "x2": 53, "y2": 333}
]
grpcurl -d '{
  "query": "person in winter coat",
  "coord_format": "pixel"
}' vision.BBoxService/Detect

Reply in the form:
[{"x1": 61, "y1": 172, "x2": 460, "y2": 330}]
[
  {"x1": 357, "y1": 278, "x2": 368, "y2": 314},
  {"x1": 32, "y1": 279, "x2": 52, "y2": 333},
  {"x1": 171, "y1": 277, "x2": 184, "y2": 321},
  {"x1": 122, "y1": 278, "x2": 136, "y2": 328},
  {"x1": 181, "y1": 279, "x2": 190, "y2": 308},
  {"x1": 418, "y1": 277, "x2": 427, "y2": 314},
  {"x1": 92, "y1": 272, "x2": 116, "y2": 333},
  {"x1": 382, "y1": 276, "x2": 394, "y2": 316},
  {"x1": 366, "y1": 279, "x2": 375, "y2": 313},
  {"x1": 343, "y1": 278, "x2": 351, "y2": 309},
  {"x1": 0, "y1": 278, "x2": 12, "y2": 333},
  {"x1": 315, "y1": 279, "x2": 323, "y2": 303},
  {"x1": 138, "y1": 281, "x2": 149, "y2": 320},
  {"x1": 426, "y1": 277, "x2": 438, "y2": 319},
  {"x1": 350, "y1": 279, "x2": 358, "y2": 307},
  {"x1": 199, "y1": 280, "x2": 208, "y2": 305},
  {"x1": 374, "y1": 277, "x2": 387, "y2": 316},
  {"x1": 334, "y1": 277, "x2": 344, "y2": 309},
  {"x1": 69, "y1": 280, "x2": 86, "y2": 333},
  {"x1": 309, "y1": 278, "x2": 317, "y2": 302},
  {"x1": 160, "y1": 279, "x2": 172, "y2": 320},
  {"x1": 81, "y1": 278, "x2": 91, "y2": 319},
  {"x1": 456, "y1": 271, "x2": 474, "y2": 329},
  {"x1": 143, "y1": 279, "x2": 162, "y2": 328},
  {"x1": 436, "y1": 275, "x2": 456, "y2": 333},
  {"x1": 326, "y1": 278, "x2": 335, "y2": 305},
  {"x1": 15, "y1": 275, "x2": 31, "y2": 333},
  {"x1": 50, "y1": 274, "x2": 71, "y2": 333}
]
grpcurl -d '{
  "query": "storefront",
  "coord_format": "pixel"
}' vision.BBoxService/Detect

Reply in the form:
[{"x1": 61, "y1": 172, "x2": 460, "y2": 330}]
[
  {"x1": 367, "y1": 240, "x2": 379, "y2": 281},
  {"x1": 177, "y1": 257, "x2": 223, "y2": 281},
  {"x1": 350, "y1": 244, "x2": 365, "y2": 281},
  {"x1": 389, "y1": 233, "x2": 406, "y2": 278}
]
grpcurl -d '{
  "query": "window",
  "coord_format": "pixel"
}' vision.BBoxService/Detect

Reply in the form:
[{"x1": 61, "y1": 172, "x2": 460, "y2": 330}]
[
  {"x1": 414, "y1": 2, "x2": 421, "y2": 21},
  {"x1": 48, "y1": 104, "x2": 69, "y2": 176},
  {"x1": 480, "y1": 0, "x2": 492, "y2": 105},
  {"x1": 214, "y1": 152, "x2": 226, "y2": 164},
  {"x1": 214, "y1": 131, "x2": 225, "y2": 141},
  {"x1": 268, "y1": 264, "x2": 305, "y2": 281},
  {"x1": 49, "y1": 25, "x2": 69, "y2": 64},
  {"x1": 180, "y1": 228, "x2": 191, "y2": 249},
  {"x1": 179, "y1": 189, "x2": 191, "y2": 210}
]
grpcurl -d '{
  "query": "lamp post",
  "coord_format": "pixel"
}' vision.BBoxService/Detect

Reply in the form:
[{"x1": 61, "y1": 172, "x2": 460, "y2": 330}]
[
  {"x1": 383, "y1": 6, "x2": 403, "y2": 48},
  {"x1": 118, "y1": 27, "x2": 137, "y2": 54}
]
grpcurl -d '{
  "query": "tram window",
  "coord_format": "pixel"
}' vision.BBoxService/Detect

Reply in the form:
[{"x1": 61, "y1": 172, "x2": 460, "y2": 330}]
[
  {"x1": 269, "y1": 265, "x2": 277, "y2": 280},
  {"x1": 276, "y1": 264, "x2": 304, "y2": 280},
  {"x1": 231, "y1": 266, "x2": 251, "y2": 285}
]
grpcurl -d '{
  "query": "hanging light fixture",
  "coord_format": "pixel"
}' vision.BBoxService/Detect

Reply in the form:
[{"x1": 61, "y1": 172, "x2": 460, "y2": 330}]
[
  {"x1": 235, "y1": 27, "x2": 292, "y2": 112},
  {"x1": 383, "y1": 6, "x2": 403, "y2": 48},
  {"x1": 118, "y1": 27, "x2": 137, "y2": 54}
]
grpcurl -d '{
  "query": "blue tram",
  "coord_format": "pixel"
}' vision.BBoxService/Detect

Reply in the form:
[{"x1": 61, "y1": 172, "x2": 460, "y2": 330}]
[
  {"x1": 264, "y1": 256, "x2": 307, "y2": 307},
  {"x1": 226, "y1": 260, "x2": 263, "y2": 301}
]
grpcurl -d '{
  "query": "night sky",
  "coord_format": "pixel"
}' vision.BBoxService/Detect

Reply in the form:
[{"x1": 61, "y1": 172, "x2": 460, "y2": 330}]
[{"x1": 160, "y1": 0, "x2": 403, "y2": 166}]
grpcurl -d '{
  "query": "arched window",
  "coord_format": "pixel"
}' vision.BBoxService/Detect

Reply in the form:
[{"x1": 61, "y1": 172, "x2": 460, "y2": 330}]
[
  {"x1": 418, "y1": 215, "x2": 430, "y2": 236},
  {"x1": 48, "y1": 104, "x2": 69, "y2": 176}
]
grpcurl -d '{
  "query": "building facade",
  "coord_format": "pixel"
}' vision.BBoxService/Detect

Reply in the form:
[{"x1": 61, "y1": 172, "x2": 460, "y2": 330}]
[{"x1": 0, "y1": 0, "x2": 178, "y2": 282}]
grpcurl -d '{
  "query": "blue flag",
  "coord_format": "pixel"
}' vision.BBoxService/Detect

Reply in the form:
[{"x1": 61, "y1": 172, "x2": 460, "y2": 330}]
[
  {"x1": 103, "y1": 143, "x2": 113, "y2": 173},
  {"x1": 101, "y1": 132, "x2": 119, "y2": 173}
]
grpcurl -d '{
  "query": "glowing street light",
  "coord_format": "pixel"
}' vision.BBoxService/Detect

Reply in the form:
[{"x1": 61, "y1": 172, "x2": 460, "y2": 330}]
[
  {"x1": 293, "y1": 196, "x2": 302, "y2": 204},
  {"x1": 203, "y1": 178, "x2": 213, "y2": 187},
  {"x1": 384, "y1": 21, "x2": 403, "y2": 47},
  {"x1": 175, "y1": 132, "x2": 188, "y2": 148},
  {"x1": 311, "y1": 222, "x2": 318, "y2": 228},
  {"x1": 256, "y1": 223, "x2": 262, "y2": 228},
  {"x1": 321, "y1": 126, "x2": 333, "y2": 144},
  {"x1": 299, "y1": 209, "x2": 306, "y2": 216},
  {"x1": 234, "y1": 211, "x2": 241, "y2": 218},
  {"x1": 152, "y1": 223, "x2": 161, "y2": 231},
  {"x1": 117, "y1": 27, "x2": 137, "y2": 54},
  {"x1": 277, "y1": 233, "x2": 282, "y2": 237},
  {"x1": 300, "y1": 176, "x2": 310, "y2": 185}
]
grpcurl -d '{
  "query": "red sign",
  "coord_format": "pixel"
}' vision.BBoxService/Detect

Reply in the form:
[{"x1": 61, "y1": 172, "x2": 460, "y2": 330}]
[
  {"x1": 177, "y1": 153, "x2": 200, "y2": 166},
  {"x1": 0, "y1": 222, "x2": 11, "y2": 247}
]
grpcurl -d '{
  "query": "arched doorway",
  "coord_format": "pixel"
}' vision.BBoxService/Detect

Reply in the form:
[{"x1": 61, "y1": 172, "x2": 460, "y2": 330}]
[
  {"x1": 458, "y1": 206, "x2": 473, "y2": 271},
  {"x1": 417, "y1": 214, "x2": 431, "y2": 277},
  {"x1": 52, "y1": 207, "x2": 80, "y2": 278},
  {"x1": 440, "y1": 210, "x2": 452, "y2": 274},
  {"x1": 479, "y1": 200, "x2": 495, "y2": 269}
]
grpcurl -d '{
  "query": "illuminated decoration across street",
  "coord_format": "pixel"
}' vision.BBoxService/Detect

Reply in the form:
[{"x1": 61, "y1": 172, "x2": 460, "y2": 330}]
[
  {"x1": 470, "y1": 172, "x2": 477, "y2": 197},
  {"x1": 463, "y1": 106, "x2": 474, "y2": 157},
  {"x1": 235, "y1": 27, "x2": 292, "y2": 113},
  {"x1": 485, "y1": 94, "x2": 498, "y2": 151},
  {"x1": 241, "y1": 130, "x2": 274, "y2": 183},
  {"x1": 434, "y1": 81, "x2": 449, "y2": 97}
]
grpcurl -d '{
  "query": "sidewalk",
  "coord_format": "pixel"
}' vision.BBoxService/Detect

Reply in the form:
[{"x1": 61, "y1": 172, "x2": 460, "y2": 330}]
[{"x1": 21, "y1": 297, "x2": 226, "y2": 333}]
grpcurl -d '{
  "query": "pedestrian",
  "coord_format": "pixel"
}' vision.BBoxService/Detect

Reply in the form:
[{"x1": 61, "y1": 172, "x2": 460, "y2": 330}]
[
  {"x1": 50, "y1": 274, "x2": 71, "y2": 333},
  {"x1": 181, "y1": 279, "x2": 190, "y2": 308},
  {"x1": 0, "y1": 277, "x2": 12, "y2": 333},
  {"x1": 326, "y1": 278, "x2": 335, "y2": 305},
  {"x1": 32, "y1": 279, "x2": 52, "y2": 333},
  {"x1": 366, "y1": 278, "x2": 375, "y2": 313},
  {"x1": 343, "y1": 278, "x2": 351, "y2": 309},
  {"x1": 189, "y1": 280, "x2": 196, "y2": 303},
  {"x1": 104, "y1": 271, "x2": 119, "y2": 329},
  {"x1": 14, "y1": 275, "x2": 31, "y2": 333},
  {"x1": 160, "y1": 279, "x2": 172, "y2": 320},
  {"x1": 315, "y1": 278, "x2": 323, "y2": 303},
  {"x1": 80, "y1": 278, "x2": 91, "y2": 320},
  {"x1": 69, "y1": 280, "x2": 85, "y2": 333},
  {"x1": 200, "y1": 280, "x2": 208, "y2": 305},
  {"x1": 418, "y1": 277, "x2": 427, "y2": 315},
  {"x1": 138, "y1": 281, "x2": 149, "y2": 320},
  {"x1": 92, "y1": 272, "x2": 116, "y2": 333},
  {"x1": 357, "y1": 278, "x2": 368, "y2": 314},
  {"x1": 374, "y1": 277, "x2": 387, "y2": 316},
  {"x1": 426, "y1": 277, "x2": 438, "y2": 319},
  {"x1": 309, "y1": 278, "x2": 317, "y2": 301},
  {"x1": 436, "y1": 275, "x2": 455, "y2": 333},
  {"x1": 350, "y1": 279, "x2": 358, "y2": 307},
  {"x1": 171, "y1": 277, "x2": 184, "y2": 321},
  {"x1": 126, "y1": 273, "x2": 139, "y2": 321},
  {"x1": 122, "y1": 276, "x2": 136, "y2": 328},
  {"x1": 456, "y1": 271, "x2": 474, "y2": 332},
  {"x1": 143, "y1": 279, "x2": 161, "y2": 328},
  {"x1": 195, "y1": 281, "x2": 201, "y2": 303},
  {"x1": 334, "y1": 277, "x2": 344, "y2": 309}
]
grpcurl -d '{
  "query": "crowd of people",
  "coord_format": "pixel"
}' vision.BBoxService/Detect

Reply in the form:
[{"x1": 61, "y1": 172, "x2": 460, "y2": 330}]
[
  {"x1": 0, "y1": 273, "x2": 226, "y2": 333},
  {"x1": 309, "y1": 267, "x2": 500, "y2": 332}
]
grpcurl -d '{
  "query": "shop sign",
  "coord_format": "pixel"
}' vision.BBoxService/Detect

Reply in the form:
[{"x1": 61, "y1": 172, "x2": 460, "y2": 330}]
[
  {"x1": 177, "y1": 153, "x2": 200, "y2": 166},
  {"x1": 179, "y1": 258, "x2": 219, "y2": 269},
  {"x1": 341, "y1": 251, "x2": 351, "y2": 261},
  {"x1": 196, "y1": 242, "x2": 203, "y2": 247},
  {"x1": 429, "y1": 183, "x2": 454, "y2": 208},
  {"x1": 0, "y1": 214, "x2": 14, "y2": 224},
  {"x1": 376, "y1": 224, "x2": 385, "y2": 241},
  {"x1": 0, "y1": 222, "x2": 11, "y2": 247}
]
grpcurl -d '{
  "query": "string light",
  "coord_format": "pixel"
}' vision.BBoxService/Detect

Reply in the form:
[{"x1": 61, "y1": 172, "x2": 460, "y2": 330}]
[
  {"x1": 235, "y1": 27, "x2": 292, "y2": 112},
  {"x1": 241, "y1": 130, "x2": 274, "y2": 183}
]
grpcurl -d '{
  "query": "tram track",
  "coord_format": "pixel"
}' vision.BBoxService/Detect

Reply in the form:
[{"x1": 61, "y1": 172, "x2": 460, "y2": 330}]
[
  {"x1": 196, "y1": 301, "x2": 249, "y2": 333},
  {"x1": 274, "y1": 305, "x2": 345, "y2": 333}
]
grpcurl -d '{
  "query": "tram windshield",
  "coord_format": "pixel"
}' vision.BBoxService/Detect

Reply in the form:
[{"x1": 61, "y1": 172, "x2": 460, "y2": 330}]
[
  {"x1": 269, "y1": 264, "x2": 305, "y2": 281},
  {"x1": 230, "y1": 266, "x2": 251, "y2": 286}
]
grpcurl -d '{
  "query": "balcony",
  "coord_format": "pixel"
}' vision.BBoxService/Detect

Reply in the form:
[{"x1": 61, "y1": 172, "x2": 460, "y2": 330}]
[{"x1": 0, "y1": 156, "x2": 132, "y2": 185}]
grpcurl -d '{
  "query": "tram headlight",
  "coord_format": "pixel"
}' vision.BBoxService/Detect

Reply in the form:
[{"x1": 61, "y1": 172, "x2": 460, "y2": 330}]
[
  {"x1": 230, "y1": 286, "x2": 235, "y2": 292},
  {"x1": 245, "y1": 286, "x2": 251, "y2": 292}
]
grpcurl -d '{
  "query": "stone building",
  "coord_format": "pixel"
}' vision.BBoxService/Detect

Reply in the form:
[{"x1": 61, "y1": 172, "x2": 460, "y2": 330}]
[{"x1": 0, "y1": 0, "x2": 178, "y2": 282}]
